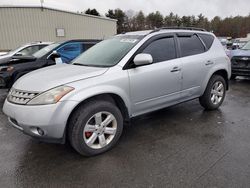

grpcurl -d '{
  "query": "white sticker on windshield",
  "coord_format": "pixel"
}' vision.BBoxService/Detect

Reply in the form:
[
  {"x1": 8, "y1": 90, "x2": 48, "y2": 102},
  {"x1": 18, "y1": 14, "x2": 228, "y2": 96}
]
[{"x1": 120, "y1": 39, "x2": 138, "y2": 43}]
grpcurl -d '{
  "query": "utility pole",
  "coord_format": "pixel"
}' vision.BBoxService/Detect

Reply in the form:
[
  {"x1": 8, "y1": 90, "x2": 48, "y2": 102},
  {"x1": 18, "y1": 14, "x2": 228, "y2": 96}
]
[{"x1": 40, "y1": 0, "x2": 44, "y2": 11}]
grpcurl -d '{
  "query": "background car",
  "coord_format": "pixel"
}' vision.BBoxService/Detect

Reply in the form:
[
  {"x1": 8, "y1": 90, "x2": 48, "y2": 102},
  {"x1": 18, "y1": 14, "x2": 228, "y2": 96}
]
[
  {"x1": 0, "y1": 39, "x2": 100, "y2": 88},
  {"x1": 231, "y1": 40, "x2": 248, "y2": 50},
  {"x1": 0, "y1": 52, "x2": 9, "y2": 56},
  {"x1": 0, "y1": 42, "x2": 51, "y2": 64},
  {"x1": 230, "y1": 41, "x2": 250, "y2": 79}
]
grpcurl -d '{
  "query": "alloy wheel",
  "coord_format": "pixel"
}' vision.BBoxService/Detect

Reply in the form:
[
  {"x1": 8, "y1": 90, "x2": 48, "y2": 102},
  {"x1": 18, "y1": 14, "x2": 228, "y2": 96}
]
[
  {"x1": 210, "y1": 81, "x2": 224, "y2": 105},
  {"x1": 83, "y1": 111, "x2": 117, "y2": 149}
]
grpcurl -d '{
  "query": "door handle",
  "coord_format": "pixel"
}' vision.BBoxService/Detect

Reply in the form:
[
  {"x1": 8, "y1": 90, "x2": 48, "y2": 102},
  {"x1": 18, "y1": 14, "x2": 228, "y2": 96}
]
[
  {"x1": 205, "y1": 60, "x2": 214, "y2": 66},
  {"x1": 171, "y1": 66, "x2": 181, "y2": 72}
]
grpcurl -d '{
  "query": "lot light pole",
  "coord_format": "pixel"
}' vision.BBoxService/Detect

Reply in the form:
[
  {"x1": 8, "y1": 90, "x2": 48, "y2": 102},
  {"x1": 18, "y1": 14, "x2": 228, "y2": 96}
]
[{"x1": 40, "y1": 0, "x2": 44, "y2": 11}]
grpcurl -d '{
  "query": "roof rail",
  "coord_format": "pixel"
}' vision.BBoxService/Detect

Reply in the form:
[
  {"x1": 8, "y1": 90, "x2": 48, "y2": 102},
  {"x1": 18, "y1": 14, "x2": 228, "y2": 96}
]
[{"x1": 150, "y1": 27, "x2": 207, "y2": 34}]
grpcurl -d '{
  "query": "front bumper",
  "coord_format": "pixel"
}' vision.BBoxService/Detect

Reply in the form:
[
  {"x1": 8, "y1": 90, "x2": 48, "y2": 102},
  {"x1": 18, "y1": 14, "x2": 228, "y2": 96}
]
[
  {"x1": 231, "y1": 66, "x2": 250, "y2": 76},
  {"x1": 231, "y1": 56, "x2": 250, "y2": 76},
  {"x1": 3, "y1": 99, "x2": 78, "y2": 143}
]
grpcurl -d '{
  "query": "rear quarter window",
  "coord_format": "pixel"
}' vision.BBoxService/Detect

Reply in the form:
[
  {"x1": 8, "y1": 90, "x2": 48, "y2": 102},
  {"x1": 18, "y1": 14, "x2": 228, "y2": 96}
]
[
  {"x1": 198, "y1": 34, "x2": 215, "y2": 49},
  {"x1": 178, "y1": 35, "x2": 206, "y2": 57}
]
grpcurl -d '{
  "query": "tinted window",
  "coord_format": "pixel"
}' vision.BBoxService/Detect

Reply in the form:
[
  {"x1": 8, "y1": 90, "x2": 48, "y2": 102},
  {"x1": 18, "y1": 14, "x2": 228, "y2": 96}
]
[
  {"x1": 57, "y1": 43, "x2": 82, "y2": 63},
  {"x1": 179, "y1": 35, "x2": 205, "y2": 57},
  {"x1": 199, "y1": 34, "x2": 214, "y2": 49},
  {"x1": 142, "y1": 37, "x2": 176, "y2": 63}
]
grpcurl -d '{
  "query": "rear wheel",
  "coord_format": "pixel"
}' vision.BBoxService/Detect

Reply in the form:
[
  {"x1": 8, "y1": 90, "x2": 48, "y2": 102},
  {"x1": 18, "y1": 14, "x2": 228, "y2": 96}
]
[
  {"x1": 68, "y1": 100, "x2": 123, "y2": 156},
  {"x1": 199, "y1": 75, "x2": 226, "y2": 110}
]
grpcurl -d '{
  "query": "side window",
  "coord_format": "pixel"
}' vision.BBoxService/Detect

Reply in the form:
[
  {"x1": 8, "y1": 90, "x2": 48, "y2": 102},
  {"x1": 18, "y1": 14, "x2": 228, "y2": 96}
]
[
  {"x1": 178, "y1": 35, "x2": 205, "y2": 57},
  {"x1": 57, "y1": 43, "x2": 82, "y2": 63},
  {"x1": 198, "y1": 34, "x2": 214, "y2": 49},
  {"x1": 142, "y1": 37, "x2": 176, "y2": 63},
  {"x1": 17, "y1": 45, "x2": 40, "y2": 56}
]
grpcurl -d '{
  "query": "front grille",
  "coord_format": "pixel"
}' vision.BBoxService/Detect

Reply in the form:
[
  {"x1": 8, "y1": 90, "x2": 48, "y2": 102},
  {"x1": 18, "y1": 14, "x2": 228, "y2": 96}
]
[
  {"x1": 231, "y1": 56, "x2": 250, "y2": 68},
  {"x1": 7, "y1": 89, "x2": 39, "y2": 105}
]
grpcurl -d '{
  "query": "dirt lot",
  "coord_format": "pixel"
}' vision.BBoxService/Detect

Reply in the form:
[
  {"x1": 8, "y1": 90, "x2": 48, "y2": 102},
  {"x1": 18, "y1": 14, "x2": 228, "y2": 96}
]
[{"x1": 0, "y1": 79, "x2": 250, "y2": 188}]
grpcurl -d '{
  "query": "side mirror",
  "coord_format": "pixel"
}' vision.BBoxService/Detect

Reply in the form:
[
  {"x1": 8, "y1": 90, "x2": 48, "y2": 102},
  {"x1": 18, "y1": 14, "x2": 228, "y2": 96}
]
[
  {"x1": 133, "y1": 53, "x2": 153, "y2": 66},
  {"x1": 49, "y1": 50, "x2": 60, "y2": 60}
]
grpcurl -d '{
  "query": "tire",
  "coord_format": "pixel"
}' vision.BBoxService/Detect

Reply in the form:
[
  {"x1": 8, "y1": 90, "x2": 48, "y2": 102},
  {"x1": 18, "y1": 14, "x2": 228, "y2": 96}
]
[
  {"x1": 199, "y1": 75, "x2": 226, "y2": 110},
  {"x1": 68, "y1": 99, "x2": 123, "y2": 156},
  {"x1": 230, "y1": 74, "x2": 237, "y2": 80}
]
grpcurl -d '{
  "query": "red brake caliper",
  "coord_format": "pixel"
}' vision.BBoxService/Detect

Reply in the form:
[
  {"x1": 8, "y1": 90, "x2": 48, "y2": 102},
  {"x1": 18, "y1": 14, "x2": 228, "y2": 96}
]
[{"x1": 85, "y1": 132, "x2": 92, "y2": 138}]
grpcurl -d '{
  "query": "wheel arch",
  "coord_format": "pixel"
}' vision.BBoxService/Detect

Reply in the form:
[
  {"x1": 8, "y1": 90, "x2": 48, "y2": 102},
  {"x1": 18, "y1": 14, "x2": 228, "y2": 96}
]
[
  {"x1": 64, "y1": 93, "x2": 130, "y2": 143},
  {"x1": 212, "y1": 69, "x2": 229, "y2": 90},
  {"x1": 201, "y1": 68, "x2": 229, "y2": 95}
]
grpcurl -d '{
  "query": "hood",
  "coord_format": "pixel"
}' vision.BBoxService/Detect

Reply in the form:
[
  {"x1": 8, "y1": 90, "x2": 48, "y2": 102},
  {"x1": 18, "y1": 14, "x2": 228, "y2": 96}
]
[
  {"x1": 13, "y1": 64, "x2": 108, "y2": 92},
  {"x1": 229, "y1": 49, "x2": 250, "y2": 58},
  {"x1": 0, "y1": 55, "x2": 36, "y2": 65}
]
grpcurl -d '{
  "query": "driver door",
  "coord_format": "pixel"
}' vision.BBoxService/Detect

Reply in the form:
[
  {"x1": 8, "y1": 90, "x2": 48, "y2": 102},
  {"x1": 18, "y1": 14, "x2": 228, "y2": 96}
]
[{"x1": 127, "y1": 35, "x2": 182, "y2": 116}]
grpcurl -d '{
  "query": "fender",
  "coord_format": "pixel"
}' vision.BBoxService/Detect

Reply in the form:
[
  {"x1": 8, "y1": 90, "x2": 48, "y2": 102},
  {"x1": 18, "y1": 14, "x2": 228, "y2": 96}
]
[
  {"x1": 62, "y1": 84, "x2": 132, "y2": 117},
  {"x1": 200, "y1": 62, "x2": 229, "y2": 95}
]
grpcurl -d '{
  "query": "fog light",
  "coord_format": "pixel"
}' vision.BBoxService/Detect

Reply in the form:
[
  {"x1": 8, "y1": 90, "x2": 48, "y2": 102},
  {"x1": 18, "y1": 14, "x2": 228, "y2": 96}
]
[{"x1": 37, "y1": 128, "x2": 45, "y2": 136}]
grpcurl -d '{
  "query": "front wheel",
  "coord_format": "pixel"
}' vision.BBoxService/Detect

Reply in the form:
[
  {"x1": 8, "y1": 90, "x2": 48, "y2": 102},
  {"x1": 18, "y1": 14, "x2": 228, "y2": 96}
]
[
  {"x1": 199, "y1": 75, "x2": 226, "y2": 110},
  {"x1": 68, "y1": 100, "x2": 123, "y2": 156}
]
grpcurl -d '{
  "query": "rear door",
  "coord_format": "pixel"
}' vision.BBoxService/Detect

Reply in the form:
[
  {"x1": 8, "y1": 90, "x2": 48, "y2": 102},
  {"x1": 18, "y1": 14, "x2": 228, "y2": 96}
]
[{"x1": 177, "y1": 33, "x2": 210, "y2": 101}]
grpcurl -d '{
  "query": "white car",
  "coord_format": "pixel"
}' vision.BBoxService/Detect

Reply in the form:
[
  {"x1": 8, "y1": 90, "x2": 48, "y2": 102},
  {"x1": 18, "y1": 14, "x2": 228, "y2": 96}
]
[
  {"x1": 3, "y1": 28, "x2": 231, "y2": 156},
  {"x1": 0, "y1": 42, "x2": 51, "y2": 64}
]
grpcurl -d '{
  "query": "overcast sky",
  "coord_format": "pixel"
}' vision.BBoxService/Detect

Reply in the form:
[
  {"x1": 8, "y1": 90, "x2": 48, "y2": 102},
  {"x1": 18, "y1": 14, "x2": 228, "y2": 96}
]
[{"x1": 1, "y1": 0, "x2": 249, "y2": 19}]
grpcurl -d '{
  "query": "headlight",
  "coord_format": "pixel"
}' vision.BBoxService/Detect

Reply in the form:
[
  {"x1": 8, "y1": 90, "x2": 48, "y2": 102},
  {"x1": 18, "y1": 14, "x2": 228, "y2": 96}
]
[{"x1": 27, "y1": 86, "x2": 74, "y2": 105}]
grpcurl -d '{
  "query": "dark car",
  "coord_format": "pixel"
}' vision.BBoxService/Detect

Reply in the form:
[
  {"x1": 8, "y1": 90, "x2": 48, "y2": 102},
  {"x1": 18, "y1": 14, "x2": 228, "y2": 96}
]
[
  {"x1": 0, "y1": 40, "x2": 99, "y2": 88},
  {"x1": 230, "y1": 41, "x2": 250, "y2": 79}
]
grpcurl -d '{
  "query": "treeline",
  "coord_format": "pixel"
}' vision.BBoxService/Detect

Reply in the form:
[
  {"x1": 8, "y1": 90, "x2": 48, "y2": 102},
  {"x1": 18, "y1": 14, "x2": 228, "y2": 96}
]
[{"x1": 84, "y1": 8, "x2": 250, "y2": 38}]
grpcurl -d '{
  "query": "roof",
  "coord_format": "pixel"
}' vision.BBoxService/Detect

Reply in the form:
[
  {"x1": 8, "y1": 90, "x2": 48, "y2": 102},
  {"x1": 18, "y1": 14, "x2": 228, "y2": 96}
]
[
  {"x1": 121, "y1": 30, "x2": 153, "y2": 36},
  {"x1": 0, "y1": 5, "x2": 117, "y2": 22},
  {"x1": 124, "y1": 28, "x2": 212, "y2": 36},
  {"x1": 27, "y1": 42, "x2": 52, "y2": 45},
  {"x1": 59, "y1": 39, "x2": 101, "y2": 43}
]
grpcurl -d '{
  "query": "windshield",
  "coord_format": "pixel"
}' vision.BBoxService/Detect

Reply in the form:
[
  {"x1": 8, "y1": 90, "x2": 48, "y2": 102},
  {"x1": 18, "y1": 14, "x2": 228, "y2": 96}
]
[
  {"x1": 6, "y1": 45, "x2": 26, "y2": 55},
  {"x1": 33, "y1": 42, "x2": 61, "y2": 58},
  {"x1": 72, "y1": 35, "x2": 142, "y2": 67},
  {"x1": 242, "y1": 41, "x2": 250, "y2": 50}
]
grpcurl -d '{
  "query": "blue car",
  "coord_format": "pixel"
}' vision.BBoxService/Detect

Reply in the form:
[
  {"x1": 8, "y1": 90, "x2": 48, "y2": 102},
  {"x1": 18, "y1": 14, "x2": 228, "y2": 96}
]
[{"x1": 230, "y1": 41, "x2": 250, "y2": 79}]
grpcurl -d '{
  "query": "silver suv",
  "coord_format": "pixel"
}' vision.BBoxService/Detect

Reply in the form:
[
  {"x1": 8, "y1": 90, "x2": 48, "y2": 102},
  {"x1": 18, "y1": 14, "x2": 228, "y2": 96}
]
[{"x1": 3, "y1": 28, "x2": 231, "y2": 156}]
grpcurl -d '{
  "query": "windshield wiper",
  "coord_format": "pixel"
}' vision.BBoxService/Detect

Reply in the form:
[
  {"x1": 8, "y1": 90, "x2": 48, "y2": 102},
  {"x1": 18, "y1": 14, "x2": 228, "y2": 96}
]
[
  {"x1": 72, "y1": 63, "x2": 88, "y2": 66},
  {"x1": 73, "y1": 63, "x2": 110, "y2": 68}
]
